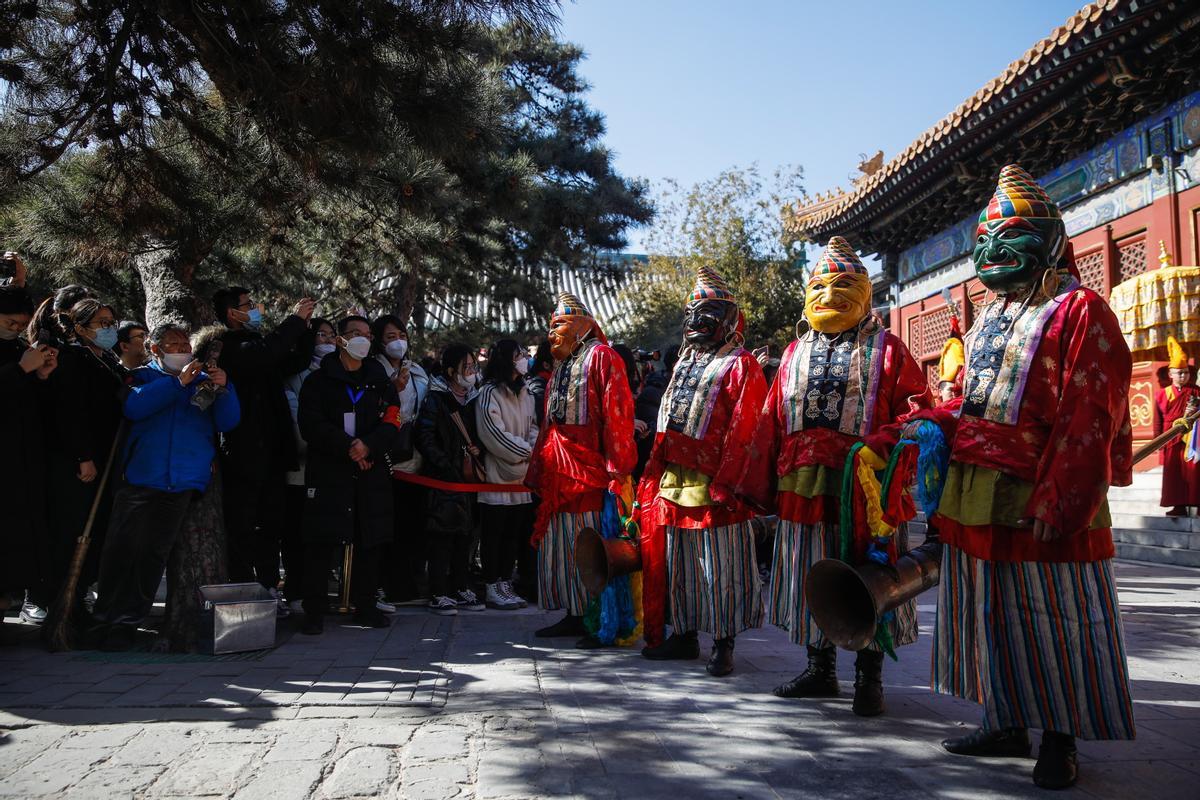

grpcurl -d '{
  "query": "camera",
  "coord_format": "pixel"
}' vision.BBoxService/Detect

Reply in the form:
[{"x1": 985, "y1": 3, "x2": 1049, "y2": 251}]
[
  {"x1": 191, "y1": 380, "x2": 226, "y2": 411},
  {"x1": 633, "y1": 348, "x2": 660, "y2": 363}
]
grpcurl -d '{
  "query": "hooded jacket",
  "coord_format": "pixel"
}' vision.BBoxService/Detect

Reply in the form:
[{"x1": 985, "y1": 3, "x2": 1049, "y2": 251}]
[{"x1": 121, "y1": 361, "x2": 241, "y2": 493}]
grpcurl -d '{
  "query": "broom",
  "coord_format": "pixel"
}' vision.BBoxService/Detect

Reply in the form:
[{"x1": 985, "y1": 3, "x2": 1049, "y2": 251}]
[{"x1": 44, "y1": 424, "x2": 125, "y2": 652}]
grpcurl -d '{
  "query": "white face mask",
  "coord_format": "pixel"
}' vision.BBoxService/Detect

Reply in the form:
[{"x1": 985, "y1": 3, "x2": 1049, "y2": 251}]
[
  {"x1": 342, "y1": 336, "x2": 372, "y2": 360},
  {"x1": 0, "y1": 328, "x2": 20, "y2": 341},
  {"x1": 160, "y1": 352, "x2": 192, "y2": 374},
  {"x1": 385, "y1": 339, "x2": 408, "y2": 361},
  {"x1": 313, "y1": 342, "x2": 336, "y2": 358},
  {"x1": 455, "y1": 372, "x2": 477, "y2": 391},
  {"x1": 514, "y1": 357, "x2": 529, "y2": 376}
]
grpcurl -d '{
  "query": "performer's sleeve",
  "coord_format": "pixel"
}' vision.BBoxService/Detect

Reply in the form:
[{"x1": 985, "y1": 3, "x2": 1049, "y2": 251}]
[
  {"x1": 1028, "y1": 295, "x2": 1133, "y2": 535},
  {"x1": 863, "y1": 336, "x2": 934, "y2": 458},
  {"x1": 710, "y1": 355, "x2": 768, "y2": 507},
  {"x1": 597, "y1": 348, "x2": 637, "y2": 479},
  {"x1": 737, "y1": 346, "x2": 787, "y2": 511}
]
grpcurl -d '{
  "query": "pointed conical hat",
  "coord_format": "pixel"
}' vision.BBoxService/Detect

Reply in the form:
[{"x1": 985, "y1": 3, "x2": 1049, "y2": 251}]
[
  {"x1": 812, "y1": 236, "x2": 868, "y2": 276},
  {"x1": 691, "y1": 266, "x2": 735, "y2": 302},
  {"x1": 981, "y1": 164, "x2": 1060, "y2": 223},
  {"x1": 551, "y1": 291, "x2": 593, "y2": 319},
  {"x1": 1168, "y1": 336, "x2": 1189, "y2": 369}
]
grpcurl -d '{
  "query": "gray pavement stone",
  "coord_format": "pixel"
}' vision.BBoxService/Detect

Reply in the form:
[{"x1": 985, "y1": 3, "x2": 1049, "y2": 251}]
[
  {"x1": 148, "y1": 741, "x2": 258, "y2": 797},
  {"x1": 319, "y1": 745, "x2": 394, "y2": 798},
  {"x1": 263, "y1": 728, "x2": 338, "y2": 761},
  {"x1": 0, "y1": 746, "x2": 106, "y2": 797},
  {"x1": 231, "y1": 761, "x2": 324, "y2": 800},
  {"x1": 62, "y1": 764, "x2": 166, "y2": 798}
]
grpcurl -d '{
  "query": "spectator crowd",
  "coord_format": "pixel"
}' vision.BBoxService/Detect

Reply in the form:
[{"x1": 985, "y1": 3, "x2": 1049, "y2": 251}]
[{"x1": 0, "y1": 252, "x2": 702, "y2": 651}]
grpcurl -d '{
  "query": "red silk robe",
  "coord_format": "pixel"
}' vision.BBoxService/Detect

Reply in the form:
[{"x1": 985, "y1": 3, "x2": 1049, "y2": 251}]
[
  {"x1": 739, "y1": 329, "x2": 931, "y2": 523},
  {"x1": 637, "y1": 350, "x2": 768, "y2": 645},
  {"x1": 932, "y1": 288, "x2": 1133, "y2": 562},
  {"x1": 1155, "y1": 384, "x2": 1200, "y2": 507},
  {"x1": 526, "y1": 339, "x2": 637, "y2": 544}
]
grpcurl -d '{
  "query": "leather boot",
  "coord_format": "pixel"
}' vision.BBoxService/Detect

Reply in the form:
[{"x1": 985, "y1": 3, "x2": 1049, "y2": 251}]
[
  {"x1": 641, "y1": 630, "x2": 700, "y2": 660},
  {"x1": 535, "y1": 614, "x2": 586, "y2": 638},
  {"x1": 773, "y1": 646, "x2": 839, "y2": 698},
  {"x1": 1033, "y1": 731, "x2": 1078, "y2": 790},
  {"x1": 942, "y1": 727, "x2": 1031, "y2": 758},
  {"x1": 852, "y1": 649, "x2": 885, "y2": 717},
  {"x1": 707, "y1": 636, "x2": 735, "y2": 677}
]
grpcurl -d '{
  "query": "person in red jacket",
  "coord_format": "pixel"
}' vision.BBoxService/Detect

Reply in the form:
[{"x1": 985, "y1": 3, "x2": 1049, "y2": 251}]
[
  {"x1": 931, "y1": 165, "x2": 1136, "y2": 790},
  {"x1": 1155, "y1": 336, "x2": 1199, "y2": 517},
  {"x1": 637, "y1": 267, "x2": 768, "y2": 676},
  {"x1": 740, "y1": 236, "x2": 931, "y2": 716},
  {"x1": 525, "y1": 292, "x2": 636, "y2": 642}
]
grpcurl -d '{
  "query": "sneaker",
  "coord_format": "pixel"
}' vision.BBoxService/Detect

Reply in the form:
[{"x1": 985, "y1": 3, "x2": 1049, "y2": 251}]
[
  {"x1": 429, "y1": 595, "x2": 458, "y2": 616},
  {"x1": 268, "y1": 588, "x2": 291, "y2": 618},
  {"x1": 454, "y1": 589, "x2": 485, "y2": 612},
  {"x1": 20, "y1": 593, "x2": 46, "y2": 625},
  {"x1": 375, "y1": 589, "x2": 397, "y2": 614},
  {"x1": 499, "y1": 580, "x2": 527, "y2": 609},
  {"x1": 485, "y1": 582, "x2": 522, "y2": 610}
]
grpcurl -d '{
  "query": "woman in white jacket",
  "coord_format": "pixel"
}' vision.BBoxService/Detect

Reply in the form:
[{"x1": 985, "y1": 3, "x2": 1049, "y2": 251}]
[{"x1": 475, "y1": 339, "x2": 538, "y2": 610}]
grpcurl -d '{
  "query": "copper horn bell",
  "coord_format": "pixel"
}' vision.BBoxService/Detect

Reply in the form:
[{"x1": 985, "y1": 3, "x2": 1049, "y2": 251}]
[
  {"x1": 573, "y1": 527, "x2": 641, "y2": 599},
  {"x1": 804, "y1": 537, "x2": 942, "y2": 652}
]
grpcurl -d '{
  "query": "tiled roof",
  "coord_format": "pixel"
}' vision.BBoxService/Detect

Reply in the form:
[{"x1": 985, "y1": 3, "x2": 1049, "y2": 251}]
[{"x1": 788, "y1": 0, "x2": 1125, "y2": 238}]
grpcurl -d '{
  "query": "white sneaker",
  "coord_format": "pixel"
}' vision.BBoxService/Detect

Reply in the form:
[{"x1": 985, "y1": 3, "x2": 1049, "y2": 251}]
[
  {"x1": 375, "y1": 589, "x2": 397, "y2": 614},
  {"x1": 428, "y1": 595, "x2": 458, "y2": 616},
  {"x1": 19, "y1": 594, "x2": 46, "y2": 625},
  {"x1": 485, "y1": 582, "x2": 521, "y2": 610},
  {"x1": 499, "y1": 580, "x2": 527, "y2": 609},
  {"x1": 269, "y1": 588, "x2": 291, "y2": 618},
  {"x1": 454, "y1": 589, "x2": 485, "y2": 612}
]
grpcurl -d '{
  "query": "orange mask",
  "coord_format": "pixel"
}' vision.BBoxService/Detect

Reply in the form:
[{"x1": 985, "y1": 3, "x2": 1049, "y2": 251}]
[
  {"x1": 804, "y1": 272, "x2": 872, "y2": 334},
  {"x1": 548, "y1": 315, "x2": 594, "y2": 361}
]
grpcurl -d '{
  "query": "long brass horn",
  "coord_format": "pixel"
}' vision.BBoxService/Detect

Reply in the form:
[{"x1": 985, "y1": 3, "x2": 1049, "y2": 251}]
[
  {"x1": 806, "y1": 534, "x2": 941, "y2": 651},
  {"x1": 574, "y1": 527, "x2": 641, "y2": 599}
]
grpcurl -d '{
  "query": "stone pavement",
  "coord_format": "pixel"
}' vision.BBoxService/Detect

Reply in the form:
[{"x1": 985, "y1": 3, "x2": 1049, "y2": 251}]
[{"x1": 1, "y1": 559, "x2": 1198, "y2": 799}]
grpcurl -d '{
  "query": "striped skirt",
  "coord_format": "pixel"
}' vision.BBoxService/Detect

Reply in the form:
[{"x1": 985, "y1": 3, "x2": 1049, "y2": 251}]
[
  {"x1": 665, "y1": 522, "x2": 764, "y2": 639},
  {"x1": 768, "y1": 520, "x2": 918, "y2": 650},
  {"x1": 537, "y1": 510, "x2": 600, "y2": 615},
  {"x1": 932, "y1": 545, "x2": 1136, "y2": 740}
]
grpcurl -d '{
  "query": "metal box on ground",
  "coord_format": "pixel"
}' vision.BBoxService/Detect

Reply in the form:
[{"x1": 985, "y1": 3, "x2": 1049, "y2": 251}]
[{"x1": 197, "y1": 583, "x2": 277, "y2": 655}]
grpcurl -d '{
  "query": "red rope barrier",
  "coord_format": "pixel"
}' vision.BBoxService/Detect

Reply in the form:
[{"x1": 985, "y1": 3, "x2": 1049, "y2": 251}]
[{"x1": 392, "y1": 471, "x2": 533, "y2": 494}]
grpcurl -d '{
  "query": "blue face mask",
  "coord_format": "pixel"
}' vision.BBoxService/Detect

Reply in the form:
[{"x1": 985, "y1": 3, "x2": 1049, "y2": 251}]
[
  {"x1": 245, "y1": 307, "x2": 263, "y2": 330},
  {"x1": 92, "y1": 326, "x2": 118, "y2": 351}
]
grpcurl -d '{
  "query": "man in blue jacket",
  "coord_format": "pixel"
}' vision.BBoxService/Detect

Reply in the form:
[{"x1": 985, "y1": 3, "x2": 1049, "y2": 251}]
[{"x1": 91, "y1": 323, "x2": 240, "y2": 651}]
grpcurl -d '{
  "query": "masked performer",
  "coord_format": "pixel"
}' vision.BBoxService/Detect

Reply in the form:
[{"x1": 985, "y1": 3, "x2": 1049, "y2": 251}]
[
  {"x1": 740, "y1": 236, "x2": 931, "y2": 716},
  {"x1": 1156, "y1": 337, "x2": 1199, "y2": 517},
  {"x1": 637, "y1": 267, "x2": 767, "y2": 676},
  {"x1": 931, "y1": 165, "x2": 1135, "y2": 790},
  {"x1": 526, "y1": 292, "x2": 637, "y2": 642}
]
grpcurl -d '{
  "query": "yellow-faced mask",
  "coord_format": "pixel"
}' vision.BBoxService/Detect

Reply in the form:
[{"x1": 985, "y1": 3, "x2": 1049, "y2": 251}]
[{"x1": 804, "y1": 272, "x2": 872, "y2": 334}]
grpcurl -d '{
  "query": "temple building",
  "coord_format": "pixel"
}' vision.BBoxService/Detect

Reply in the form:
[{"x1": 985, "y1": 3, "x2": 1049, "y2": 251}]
[{"x1": 789, "y1": 0, "x2": 1200, "y2": 471}]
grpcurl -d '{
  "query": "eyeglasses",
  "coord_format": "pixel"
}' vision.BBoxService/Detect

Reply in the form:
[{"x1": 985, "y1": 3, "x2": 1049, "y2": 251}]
[{"x1": 89, "y1": 319, "x2": 117, "y2": 329}]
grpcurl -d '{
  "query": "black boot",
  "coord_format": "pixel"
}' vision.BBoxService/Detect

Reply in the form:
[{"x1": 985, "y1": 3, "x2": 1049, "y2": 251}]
[
  {"x1": 773, "y1": 646, "x2": 839, "y2": 698},
  {"x1": 1033, "y1": 731, "x2": 1078, "y2": 790},
  {"x1": 301, "y1": 614, "x2": 324, "y2": 636},
  {"x1": 352, "y1": 608, "x2": 390, "y2": 628},
  {"x1": 852, "y1": 649, "x2": 885, "y2": 717},
  {"x1": 535, "y1": 613, "x2": 586, "y2": 638},
  {"x1": 641, "y1": 630, "x2": 700, "y2": 660},
  {"x1": 707, "y1": 636, "x2": 735, "y2": 677},
  {"x1": 942, "y1": 727, "x2": 1031, "y2": 758}
]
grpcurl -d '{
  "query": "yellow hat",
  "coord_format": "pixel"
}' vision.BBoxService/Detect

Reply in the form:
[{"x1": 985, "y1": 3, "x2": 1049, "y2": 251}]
[
  {"x1": 938, "y1": 337, "x2": 965, "y2": 384},
  {"x1": 1168, "y1": 336, "x2": 1189, "y2": 369}
]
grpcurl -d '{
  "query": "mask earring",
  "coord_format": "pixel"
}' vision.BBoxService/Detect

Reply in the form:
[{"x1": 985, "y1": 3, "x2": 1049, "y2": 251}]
[
  {"x1": 724, "y1": 329, "x2": 745, "y2": 347},
  {"x1": 1040, "y1": 268, "x2": 1059, "y2": 300},
  {"x1": 794, "y1": 319, "x2": 809, "y2": 340}
]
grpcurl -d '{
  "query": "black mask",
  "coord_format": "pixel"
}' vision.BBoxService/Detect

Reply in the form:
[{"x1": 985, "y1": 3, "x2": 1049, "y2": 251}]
[{"x1": 683, "y1": 299, "x2": 737, "y2": 347}]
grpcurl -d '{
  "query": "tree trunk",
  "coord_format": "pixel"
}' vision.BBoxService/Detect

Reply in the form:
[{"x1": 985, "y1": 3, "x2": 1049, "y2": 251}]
[
  {"x1": 133, "y1": 242, "x2": 211, "y2": 329},
  {"x1": 390, "y1": 267, "x2": 423, "y2": 328},
  {"x1": 162, "y1": 465, "x2": 230, "y2": 652}
]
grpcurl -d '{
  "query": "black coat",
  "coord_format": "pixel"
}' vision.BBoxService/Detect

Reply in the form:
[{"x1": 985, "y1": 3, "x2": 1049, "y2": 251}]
[
  {"x1": 41, "y1": 342, "x2": 126, "y2": 468},
  {"x1": 0, "y1": 339, "x2": 48, "y2": 588},
  {"x1": 217, "y1": 315, "x2": 313, "y2": 476},
  {"x1": 298, "y1": 353, "x2": 400, "y2": 547},
  {"x1": 415, "y1": 382, "x2": 480, "y2": 535}
]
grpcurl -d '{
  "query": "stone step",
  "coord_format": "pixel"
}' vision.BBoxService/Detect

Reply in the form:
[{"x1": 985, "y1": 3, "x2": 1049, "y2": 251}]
[
  {"x1": 1109, "y1": 513, "x2": 1200, "y2": 533},
  {"x1": 1115, "y1": 541, "x2": 1200, "y2": 568},
  {"x1": 1111, "y1": 526, "x2": 1200, "y2": 549}
]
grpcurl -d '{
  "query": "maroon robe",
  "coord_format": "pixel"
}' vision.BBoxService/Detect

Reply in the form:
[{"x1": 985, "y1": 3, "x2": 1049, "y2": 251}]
[{"x1": 1154, "y1": 384, "x2": 1200, "y2": 507}]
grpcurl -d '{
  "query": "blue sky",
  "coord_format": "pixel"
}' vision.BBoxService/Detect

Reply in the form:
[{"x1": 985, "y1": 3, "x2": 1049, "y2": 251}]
[{"x1": 558, "y1": 0, "x2": 1086, "y2": 252}]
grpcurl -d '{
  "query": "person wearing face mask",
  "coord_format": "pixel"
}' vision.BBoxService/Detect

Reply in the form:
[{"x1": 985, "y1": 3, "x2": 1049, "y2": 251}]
[
  {"x1": 297, "y1": 316, "x2": 402, "y2": 634},
  {"x1": 90, "y1": 323, "x2": 239, "y2": 651},
  {"x1": 524, "y1": 293, "x2": 637, "y2": 642},
  {"x1": 739, "y1": 236, "x2": 931, "y2": 717},
  {"x1": 0, "y1": 284, "x2": 57, "y2": 624},
  {"x1": 279, "y1": 318, "x2": 336, "y2": 611},
  {"x1": 474, "y1": 339, "x2": 538, "y2": 611},
  {"x1": 212, "y1": 286, "x2": 316, "y2": 601},
  {"x1": 370, "y1": 314, "x2": 430, "y2": 607},
  {"x1": 415, "y1": 344, "x2": 486, "y2": 616},
  {"x1": 29, "y1": 296, "x2": 129, "y2": 626}
]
